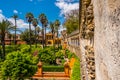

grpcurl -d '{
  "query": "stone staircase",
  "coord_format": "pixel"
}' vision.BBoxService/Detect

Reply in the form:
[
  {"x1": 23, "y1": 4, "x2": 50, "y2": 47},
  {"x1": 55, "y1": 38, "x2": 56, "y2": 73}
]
[
  {"x1": 32, "y1": 58, "x2": 76, "y2": 80},
  {"x1": 33, "y1": 72, "x2": 70, "y2": 80}
]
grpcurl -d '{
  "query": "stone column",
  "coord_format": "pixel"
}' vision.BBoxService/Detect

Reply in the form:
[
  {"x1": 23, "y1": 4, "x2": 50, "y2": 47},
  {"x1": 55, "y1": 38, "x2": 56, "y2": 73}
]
[
  {"x1": 64, "y1": 62, "x2": 70, "y2": 77},
  {"x1": 37, "y1": 61, "x2": 42, "y2": 76}
]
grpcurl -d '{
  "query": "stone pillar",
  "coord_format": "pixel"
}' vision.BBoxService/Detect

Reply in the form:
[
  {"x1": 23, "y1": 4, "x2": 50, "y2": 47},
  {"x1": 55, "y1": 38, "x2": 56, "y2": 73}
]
[
  {"x1": 37, "y1": 61, "x2": 42, "y2": 76},
  {"x1": 64, "y1": 62, "x2": 70, "y2": 77}
]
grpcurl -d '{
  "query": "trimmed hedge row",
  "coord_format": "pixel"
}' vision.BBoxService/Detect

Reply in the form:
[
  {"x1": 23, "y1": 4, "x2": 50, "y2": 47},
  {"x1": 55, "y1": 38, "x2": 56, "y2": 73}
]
[{"x1": 43, "y1": 66, "x2": 64, "y2": 72}]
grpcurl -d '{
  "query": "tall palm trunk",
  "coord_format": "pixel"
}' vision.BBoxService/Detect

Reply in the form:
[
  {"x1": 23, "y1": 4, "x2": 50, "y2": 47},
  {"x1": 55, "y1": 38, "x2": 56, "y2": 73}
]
[
  {"x1": 0, "y1": 41, "x2": 2, "y2": 59},
  {"x1": 29, "y1": 22, "x2": 31, "y2": 51},
  {"x1": 45, "y1": 26, "x2": 46, "y2": 47},
  {"x1": 35, "y1": 26, "x2": 37, "y2": 48},
  {"x1": 1, "y1": 36, "x2": 5, "y2": 60},
  {"x1": 14, "y1": 18, "x2": 17, "y2": 51},
  {"x1": 42, "y1": 24, "x2": 44, "y2": 48},
  {"x1": 57, "y1": 30, "x2": 59, "y2": 48},
  {"x1": 53, "y1": 32, "x2": 55, "y2": 54},
  {"x1": 37, "y1": 32, "x2": 40, "y2": 45},
  {"x1": 9, "y1": 36, "x2": 11, "y2": 45},
  {"x1": 14, "y1": 18, "x2": 17, "y2": 45}
]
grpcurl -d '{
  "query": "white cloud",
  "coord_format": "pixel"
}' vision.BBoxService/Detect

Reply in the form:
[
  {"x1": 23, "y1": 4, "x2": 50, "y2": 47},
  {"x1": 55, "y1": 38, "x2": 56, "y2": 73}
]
[
  {"x1": 13, "y1": 10, "x2": 18, "y2": 14},
  {"x1": 0, "y1": 11, "x2": 6, "y2": 22},
  {"x1": 58, "y1": 24, "x2": 66, "y2": 33},
  {"x1": 0, "y1": 14, "x2": 5, "y2": 22},
  {"x1": 55, "y1": 0, "x2": 79, "y2": 16},
  {"x1": 8, "y1": 18, "x2": 30, "y2": 29},
  {"x1": 0, "y1": 12, "x2": 38, "y2": 31},
  {"x1": 0, "y1": 9, "x2": 2, "y2": 13}
]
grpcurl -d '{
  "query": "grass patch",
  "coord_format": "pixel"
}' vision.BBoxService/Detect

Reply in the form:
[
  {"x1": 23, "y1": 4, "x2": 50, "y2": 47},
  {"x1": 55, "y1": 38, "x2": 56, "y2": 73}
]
[{"x1": 70, "y1": 58, "x2": 81, "y2": 80}]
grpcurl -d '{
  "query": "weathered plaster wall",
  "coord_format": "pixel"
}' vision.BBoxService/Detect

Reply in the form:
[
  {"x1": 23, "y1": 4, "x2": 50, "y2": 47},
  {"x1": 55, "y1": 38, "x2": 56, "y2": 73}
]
[{"x1": 93, "y1": 0, "x2": 120, "y2": 80}]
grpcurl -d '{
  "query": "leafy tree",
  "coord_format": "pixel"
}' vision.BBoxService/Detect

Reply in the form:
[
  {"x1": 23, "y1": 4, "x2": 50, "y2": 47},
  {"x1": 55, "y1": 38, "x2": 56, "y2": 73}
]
[
  {"x1": 38, "y1": 13, "x2": 47, "y2": 48},
  {"x1": 1, "y1": 51, "x2": 38, "y2": 80},
  {"x1": 0, "y1": 20, "x2": 13, "y2": 59},
  {"x1": 32, "y1": 18, "x2": 38, "y2": 48},
  {"x1": 63, "y1": 9, "x2": 79, "y2": 34},
  {"x1": 20, "y1": 29, "x2": 36, "y2": 44},
  {"x1": 25, "y1": 12, "x2": 34, "y2": 51}
]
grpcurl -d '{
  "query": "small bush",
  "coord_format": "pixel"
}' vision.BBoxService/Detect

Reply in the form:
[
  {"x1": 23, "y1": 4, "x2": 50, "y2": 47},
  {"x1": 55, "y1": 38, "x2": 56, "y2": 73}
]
[
  {"x1": 1, "y1": 51, "x2": 38, "y2": 80},
  {"x1": 55, "y1": 50, "x2": 64, "y2": 59},
  {"x1": 43, "y1": 66, "x2": 64, "y2": 72},
  {"x1": 65, "y1": 49, "x2": 75, "y2": 59},
  {"x1": 38, "y1": 47, "x2": 56, "y2": 65}
]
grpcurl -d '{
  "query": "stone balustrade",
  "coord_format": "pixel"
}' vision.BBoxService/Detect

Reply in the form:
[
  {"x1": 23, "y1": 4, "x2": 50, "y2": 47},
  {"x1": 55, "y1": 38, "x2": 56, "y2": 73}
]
[{"x1": 33, "y1": 58, "x2": 76, "y2": 79}]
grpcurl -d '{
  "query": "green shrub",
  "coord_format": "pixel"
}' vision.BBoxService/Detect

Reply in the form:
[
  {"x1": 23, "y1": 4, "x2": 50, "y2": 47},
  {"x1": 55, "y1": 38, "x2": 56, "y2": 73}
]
[
  {"x1": 38, "y1": 47, "x2": 56, "y2": 65},
  {"x1": 0, "y1": 61, "x2": 3, "y2": 79},
  {"x1": 43, "y1": 66, "x2": 64, "y2": 72},
  {"x1": 5, "y1": 45, "x2": 21, "y2": 53},
  {"x1": 5, "y1": 45, "x2": 15, "y2": 53},
  {"x1": 65, "y1": 49, "x2": 75, "y2": 59},
  {"x1": 1, "y1": 51, "x2": 38, "y2": 80},
  {"x1": 20, "y1": 45, "x2": 30, "y2": 54},
  {"x1": 55, "y1": 50, "x2": 64, "y2": 59}
]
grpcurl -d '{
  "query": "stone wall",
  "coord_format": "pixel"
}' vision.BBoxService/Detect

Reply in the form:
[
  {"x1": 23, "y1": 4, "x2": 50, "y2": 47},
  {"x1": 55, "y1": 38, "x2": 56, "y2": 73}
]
[
  {"x1": 79, "y1": 0, "x2": 96, "y2": 79},
  {"x1": 67, "y1": 32, "x2": 81, "y2": 59},
  {"x1": 93, "y1": 0, "x2": 120, "y2": 80}
]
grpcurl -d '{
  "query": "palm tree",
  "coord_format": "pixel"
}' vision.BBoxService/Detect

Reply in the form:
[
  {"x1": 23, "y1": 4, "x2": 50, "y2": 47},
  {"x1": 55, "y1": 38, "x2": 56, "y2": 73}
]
[
  {"x1": 0, "y1": 20, "x2": 13, "y2": 59},
  {"x1": 26, "y1": 12, "x2": 34, "y2": 51},
  {"x1": 50, "y1": 22, "x2": 55, "y2": 54},
  {"x1": 32, "y1": 18, "x2": 38, "y2": 48},
  {"x1": 38, "y1": 13, "x2": 47, "y2": 48},
  {"x1": 50, "y1": 22, "x2": 55, "y2": 45},
  {"x1": 54, "y1": 19, "x2": 60, "y2": 47},
  {"x1": 36, "y1": 26, "x2": 41, "y2": 44},
  {"x1": 44, "y1": 19, "x2": 48, "y2": 46},
  {"x1": 12, "y1": 14, "x2": 18, "y2": 45},
  {"x1": 7, "y1": 32, "x2": 12, "y2": 45}
]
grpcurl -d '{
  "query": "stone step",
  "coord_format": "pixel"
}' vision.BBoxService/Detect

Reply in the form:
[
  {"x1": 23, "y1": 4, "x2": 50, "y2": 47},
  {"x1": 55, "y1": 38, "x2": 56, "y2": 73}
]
[
  {"x1": 32, "y1": 77, "x2": 70, "y2": 80},
  {"x1": 43, "y1": 72, "x2": 69, "y2": 77},
  {"x1": 33, "y1": 72, "x2": 70, "y2": 80}
]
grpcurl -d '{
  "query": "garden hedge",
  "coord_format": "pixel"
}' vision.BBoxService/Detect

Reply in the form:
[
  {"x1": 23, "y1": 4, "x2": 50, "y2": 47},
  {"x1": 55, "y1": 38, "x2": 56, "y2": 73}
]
[{"x1": 43, "y1": 66, "x2": 64, "y2": 72}]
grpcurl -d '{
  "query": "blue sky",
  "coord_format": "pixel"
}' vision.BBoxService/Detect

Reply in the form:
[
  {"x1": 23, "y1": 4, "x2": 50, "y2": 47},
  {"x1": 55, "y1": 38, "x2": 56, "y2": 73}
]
[
  {"x1": 0, "y1": 0, "x2": 60, "y2": 21},
  {"x1": 0, "y1": 0, "x2": 79, "y2": 33}
]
